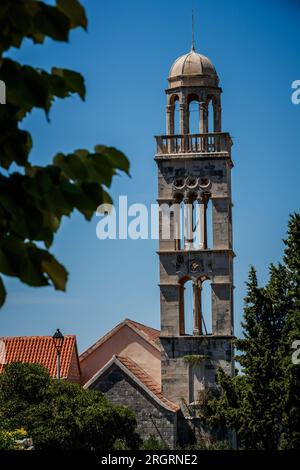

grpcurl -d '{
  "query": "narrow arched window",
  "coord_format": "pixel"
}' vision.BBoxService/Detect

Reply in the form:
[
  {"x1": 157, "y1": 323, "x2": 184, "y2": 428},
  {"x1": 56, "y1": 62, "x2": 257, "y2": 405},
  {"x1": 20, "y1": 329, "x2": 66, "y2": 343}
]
[
  {"x1": 179, "y1": 276, "x2": 212, "y2": 336},
  {"x1": 200, "y1": 278, "x2": 212, "y2": 334},
  {"x1": 174, "y1": 99, "x2": 180, "y2": 135},
  {"x1": 187, "y1": 93, "x2": 200, "y2": 135},
  {"x1": 208, "y1": 99, "x2": 214, "y2": 134},
  {"x1": 179, "y1": 277, "x2": 193, "y2": 335},
  {"x1": 167, "y1": 94, "x2": 180, "y2": 135}
]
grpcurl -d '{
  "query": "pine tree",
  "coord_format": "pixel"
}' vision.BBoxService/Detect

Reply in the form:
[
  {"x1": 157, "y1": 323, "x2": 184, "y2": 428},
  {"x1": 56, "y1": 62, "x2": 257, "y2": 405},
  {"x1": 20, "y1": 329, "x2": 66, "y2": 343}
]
[
  {"x1": 234, "y1": 267, "x2": 285, "y2": 449},
  {"x1": 278, "y1": 214, "x2": 300, "y2": 449},
  {"x1": 199, "y1": 213, "x2": 300, "y2": 449}
]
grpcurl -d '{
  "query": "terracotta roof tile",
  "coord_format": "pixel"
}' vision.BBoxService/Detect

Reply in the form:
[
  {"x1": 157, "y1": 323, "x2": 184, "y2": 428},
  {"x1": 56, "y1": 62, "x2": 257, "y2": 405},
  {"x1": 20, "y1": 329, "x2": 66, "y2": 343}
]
[
  {"x1": 80, "y1": 318, "x2": 161, "y2": 361},
  {"x1": 116, "y1": 355, "x2": 179, "y2": 412},
  {"x1": 124, "y1": 319, "x2": 160, "y2": 343},
  {"x1": 0, "y1": 335, "x2": 78, "y2": 379}
]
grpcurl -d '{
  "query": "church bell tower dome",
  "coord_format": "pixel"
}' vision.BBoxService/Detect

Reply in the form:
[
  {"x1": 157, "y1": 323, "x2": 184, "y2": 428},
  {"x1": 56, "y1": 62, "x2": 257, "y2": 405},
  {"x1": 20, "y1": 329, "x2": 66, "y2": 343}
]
[{"x1": 168, "y1": 47, "x2": 219, "y2": 88}]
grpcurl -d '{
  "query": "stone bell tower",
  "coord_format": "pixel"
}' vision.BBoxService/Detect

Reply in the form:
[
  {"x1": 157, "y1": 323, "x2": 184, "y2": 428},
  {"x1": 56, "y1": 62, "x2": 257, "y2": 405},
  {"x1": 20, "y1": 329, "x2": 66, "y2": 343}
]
[{"x1": 155, "y1": 44, "x2": 235, "y2": 407}]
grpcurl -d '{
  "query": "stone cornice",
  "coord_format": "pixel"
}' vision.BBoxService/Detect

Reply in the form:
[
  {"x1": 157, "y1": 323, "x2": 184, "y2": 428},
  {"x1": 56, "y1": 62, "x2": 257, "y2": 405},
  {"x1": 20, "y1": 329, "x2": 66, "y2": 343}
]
[{"x1": 157, "y1": 249, "x2": 235, "y2": 257}]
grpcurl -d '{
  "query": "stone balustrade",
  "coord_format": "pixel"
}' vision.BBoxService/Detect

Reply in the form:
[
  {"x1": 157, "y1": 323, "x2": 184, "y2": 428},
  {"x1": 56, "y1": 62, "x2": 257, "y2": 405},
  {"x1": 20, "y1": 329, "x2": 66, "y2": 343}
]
[{"x1": 155, "y1": 133, "x2": 232, "y2": 156}]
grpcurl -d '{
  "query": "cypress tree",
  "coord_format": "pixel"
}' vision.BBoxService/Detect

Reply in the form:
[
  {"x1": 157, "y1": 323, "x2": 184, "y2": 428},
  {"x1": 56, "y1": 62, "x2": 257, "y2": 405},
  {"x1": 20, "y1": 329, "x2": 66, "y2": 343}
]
[{"x1": 200, "y1": 213, "x2": 300, "y2": 449}]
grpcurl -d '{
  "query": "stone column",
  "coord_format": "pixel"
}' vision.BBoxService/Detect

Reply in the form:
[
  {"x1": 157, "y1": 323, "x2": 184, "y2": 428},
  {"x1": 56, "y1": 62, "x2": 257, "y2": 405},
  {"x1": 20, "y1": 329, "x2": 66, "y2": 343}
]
[
  {"x1": 211, "y1": 283, "x2": 232, "y2": 335},
  {"x1": 186, "y1": 104, "x2": 190, "y2": 135},
  {"x1": 212, "y1": 198, "x2": 230, "y2": 249},
  {"x1": 166, "y1": 104, "x2": 175, "y2": 153},
  {"x1": 179, "y1": 101, "x2": 188, "y2": 152},
  {"x1": 179, "y1": 283, "x2": 185, "y2": 335},
  {"x1": 197, "y1": 193, "x2": 208, "y2": 249},
  {"x1": 160, "y1": 284, "x2": 182, "y2": 336},
  {"x1": 166, "y1": 104, "x2": 174, "y2": 135},
  {"x1": 193, "y1": 280, "x2": 203, "y2": 335},
  {"x1": 173, "y1": 198, "x2": 181, "y2": 250},
  {"x1": 213, "y1": 98, "x2": 222, "y2": 133},
  {"x1": 184, "y1": 197, "x2": 193, "y2": 250},
  {"x1": 200, "y1": 102, "x2": 209, "y2": 134},
  {"x1": 159, "y1": 201, "x2": 176, "y2": 251},
  {"x1": 179, "y1": 103, "x2": 186, "y2": 134}
]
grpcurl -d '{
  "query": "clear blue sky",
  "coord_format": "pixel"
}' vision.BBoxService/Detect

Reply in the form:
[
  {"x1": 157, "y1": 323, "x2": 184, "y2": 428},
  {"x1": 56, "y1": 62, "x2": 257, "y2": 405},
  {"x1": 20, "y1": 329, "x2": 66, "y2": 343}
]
[{"x1": 0, "y1": 0, "x2": 299, "y2": 352}]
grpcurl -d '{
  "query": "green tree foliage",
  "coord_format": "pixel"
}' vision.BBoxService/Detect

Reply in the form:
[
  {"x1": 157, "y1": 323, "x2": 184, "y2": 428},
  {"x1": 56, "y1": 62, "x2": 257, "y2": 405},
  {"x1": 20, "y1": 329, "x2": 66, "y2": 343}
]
[
  {"x1": 199, "y1": 213, "x2": 300, "y2": 449},
  {"x1": 179, "y1": 437, "x2": 230, "y2": 450},
  {"x1": 0, "y1": 363, "x2": 139, "y2": 450},
  {"x1": 139, "y1": 434, "x2": 169, "y2": 450},
  {"x1": 279, "y1": 213, "x2": 300, "y2": 448},
  {"x1": 0, "y1": 0, "x2": 130, "y2": 307},
  {"x1": 0, "y1": 413, "x2": 28, "y2": 450}
]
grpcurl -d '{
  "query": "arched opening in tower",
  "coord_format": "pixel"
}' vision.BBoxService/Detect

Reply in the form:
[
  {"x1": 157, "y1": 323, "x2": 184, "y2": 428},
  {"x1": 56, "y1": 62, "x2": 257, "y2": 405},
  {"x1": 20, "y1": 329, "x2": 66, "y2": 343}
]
[
  {"x1": 206, "y1": 197, "x2": 213, "y2": 249},
  {"x1": 167, "y1": 94, "x2": 180, "y2": 135},
  {"x1": 187, "y1": 93, "x2": 200, "y2": 135},
  {"x1": 200, "y1": 278, "x2": 212, "y2": 334},
  {"x1": 208, "y1": 98, "x2": 214, "y2": 133},
  {"x1": 174, "y1": 99, "x2": 180, "y2": 134},
  {"x1": 188, "y1": 100, "x2": 200, "y2": 135},
  {"x1": 179, "y1": 277, "x2": 212, "y2": 336},
  {"x1": 182, "y1": 278, "x2": 194, "y2": 335}
]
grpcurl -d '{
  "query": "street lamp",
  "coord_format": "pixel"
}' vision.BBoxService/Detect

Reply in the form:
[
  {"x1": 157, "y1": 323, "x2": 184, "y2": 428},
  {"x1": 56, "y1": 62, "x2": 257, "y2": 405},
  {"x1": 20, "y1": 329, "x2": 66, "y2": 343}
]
[{"x1": 52, "y1": 329, "x2": 64, "y2": 379}]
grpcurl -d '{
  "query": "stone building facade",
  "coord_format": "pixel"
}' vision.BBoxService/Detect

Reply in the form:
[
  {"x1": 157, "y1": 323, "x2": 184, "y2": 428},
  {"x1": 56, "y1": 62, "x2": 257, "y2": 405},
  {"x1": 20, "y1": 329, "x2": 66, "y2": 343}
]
[{"x1": 87, "y1": 355, "x2": 178, "y2": 448}]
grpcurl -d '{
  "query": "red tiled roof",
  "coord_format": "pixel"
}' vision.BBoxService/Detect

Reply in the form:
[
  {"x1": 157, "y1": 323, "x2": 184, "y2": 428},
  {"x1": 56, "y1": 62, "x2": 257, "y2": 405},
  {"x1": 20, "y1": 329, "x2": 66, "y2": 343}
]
[
  {"x1": 0, "y1": 335, "x2": 79, "y2": 379},
  {"x1": 80, "y1": 318, "x2": 161, "y2": 361},
  {"x1": 116, "y1": 355, "x2": 179, "y2": 412},
  {"x1": 124, "y1": 319, "x2": 160, "y2": 344}
]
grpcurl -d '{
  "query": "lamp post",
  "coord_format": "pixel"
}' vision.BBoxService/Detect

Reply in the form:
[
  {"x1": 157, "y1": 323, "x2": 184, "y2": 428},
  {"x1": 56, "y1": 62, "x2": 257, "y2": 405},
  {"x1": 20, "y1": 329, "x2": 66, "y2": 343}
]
[{"x1": 52, "y1": 329, "x2": 64, "y2": 379}]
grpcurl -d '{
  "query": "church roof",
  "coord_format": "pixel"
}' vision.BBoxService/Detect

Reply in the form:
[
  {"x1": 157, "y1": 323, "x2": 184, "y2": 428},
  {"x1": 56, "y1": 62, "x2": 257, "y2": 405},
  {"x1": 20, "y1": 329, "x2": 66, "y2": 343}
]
[
  {"x1": 169, "y1": 49, "x2": 217, "y2": 79},
  {"x1": 80, "y1": 318, "x2": 160, "y2": 361},
  {"x1": 84, "y1": 354, "x2": 179, "y2": 413},
  {"x1": 116, "y1": 356, "x2": 179, "y2": 412},
  {"x1": 167, "y1": 48, "x2": 219, "y2": 88},
  {"x1": 124, "y1": 319, "x2": 160, "y2": 344},
  {"x1": 0, "y1": 335, "x2": 80, "y2": 380}
]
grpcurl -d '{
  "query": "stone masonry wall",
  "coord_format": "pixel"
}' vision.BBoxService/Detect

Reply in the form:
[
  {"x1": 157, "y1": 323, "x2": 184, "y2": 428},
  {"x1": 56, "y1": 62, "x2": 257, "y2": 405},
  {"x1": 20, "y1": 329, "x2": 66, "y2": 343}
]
[
  {"x1": 90, "y1": 364, "x2": 177, "y2": 448},
  {"x1": 161, "y1": 336, "x2": 234, "y2": 405}
]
